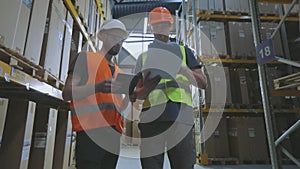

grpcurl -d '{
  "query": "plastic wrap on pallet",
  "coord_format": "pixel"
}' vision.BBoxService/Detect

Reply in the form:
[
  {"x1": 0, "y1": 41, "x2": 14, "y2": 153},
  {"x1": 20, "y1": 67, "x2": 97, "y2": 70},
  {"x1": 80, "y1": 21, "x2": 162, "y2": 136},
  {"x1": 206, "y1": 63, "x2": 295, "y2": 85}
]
[
  {"x1": 228, "y1": 22, "x2": 256, "y2": 59},
  {"x1": 210, "y1": 22, "x2": 227, "y2": 57},
  {"x1": 228, "y1": 22, "x2": 246, "y2": 58},
  {"x1": 225, "y1": 0, "x2": 240, "y2": 12},
  {"x1": 0, "y1": 100, "x2": 36, "y2": 169},
  {"x1": 199, "y1": 21, "x2": 227, "y2": 57},
  {"x1": 0, "y1": 0, "x2": 31, "y2": 54},
  {"x1": 205, "y1": 66, "x2": 230, "y2": 106},
  {"x1": 0, "y1": 98, "x2": 9, "y2": 149},
  {"x1": 259, "y1": 2, "x2": 277, "y2": 15},
  {"x1": 261, "y1": 23, "x2": 284, "y2": 57},
  {"x1": 239, "y1": 0, "x2": 250, "y2": 14},
  {"x1": 25, "y1": 0, "x2": 50, "y2": 65},
  {"x1": 44, "y1": 0, "x2": 67, "y2": 78},
  {"x1": 13, "y1": 1, "x2": 31, "y2": 55},
  {"x1": 284, "y1": 3, "x2": 299, "y2": 15},
  {"x1": 199, "y1": 0, "x2": 209, "y2": 12},
  {"x1": 214, "y1": 0, "x2": 224, "y2": 12},
  {"x1": 243, "y1": 22, "x2": 256, "y2": 58},
  {"x1": 199, "y1": 21, "x2": 212, "y2": 57},
  {"x1": 60, "y1": 12, "x2": 74, "y2": 82}
]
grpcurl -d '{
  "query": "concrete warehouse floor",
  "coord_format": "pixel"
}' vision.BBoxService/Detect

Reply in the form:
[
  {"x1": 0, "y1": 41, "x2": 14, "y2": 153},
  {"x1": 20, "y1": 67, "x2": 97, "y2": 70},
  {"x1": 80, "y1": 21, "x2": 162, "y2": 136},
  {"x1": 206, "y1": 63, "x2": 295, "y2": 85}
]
[{"x1": 116, "y1": 146, "x2": 298, "y2": 169}]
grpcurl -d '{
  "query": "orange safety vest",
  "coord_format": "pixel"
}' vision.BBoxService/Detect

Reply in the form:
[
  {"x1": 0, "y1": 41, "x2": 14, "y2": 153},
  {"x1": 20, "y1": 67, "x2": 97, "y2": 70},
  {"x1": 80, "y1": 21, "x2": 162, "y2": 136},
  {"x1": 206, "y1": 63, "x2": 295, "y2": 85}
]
[{"x1": 70, "y1": 52, "x2": 124, "y2": 133}]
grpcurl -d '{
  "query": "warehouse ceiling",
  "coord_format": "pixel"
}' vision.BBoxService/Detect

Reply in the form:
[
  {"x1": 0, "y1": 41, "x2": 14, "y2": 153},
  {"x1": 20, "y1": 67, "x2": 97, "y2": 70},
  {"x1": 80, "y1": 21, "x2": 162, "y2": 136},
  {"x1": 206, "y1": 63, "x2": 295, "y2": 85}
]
[{"x1": 111, "y1": 0, "x2": 182, "y2": 19}]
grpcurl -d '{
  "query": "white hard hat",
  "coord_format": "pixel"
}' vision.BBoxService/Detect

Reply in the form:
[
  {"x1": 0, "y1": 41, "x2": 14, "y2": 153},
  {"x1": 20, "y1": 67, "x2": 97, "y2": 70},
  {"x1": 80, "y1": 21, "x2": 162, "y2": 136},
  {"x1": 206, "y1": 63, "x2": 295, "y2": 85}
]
[{"x1": 99, "y1": 19, "x2": 128, "y2": 37}]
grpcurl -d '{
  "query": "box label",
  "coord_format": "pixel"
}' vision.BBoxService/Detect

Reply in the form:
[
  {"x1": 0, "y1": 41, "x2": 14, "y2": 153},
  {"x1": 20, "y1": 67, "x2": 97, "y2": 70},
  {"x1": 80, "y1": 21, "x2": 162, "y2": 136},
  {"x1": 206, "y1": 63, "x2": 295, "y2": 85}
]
[
  {"x1": 21, "y1": 139, "x2": 31, "y2": 161},
  {"x1": 22, "y1": 0, "x2": 32, "y2": 9}
]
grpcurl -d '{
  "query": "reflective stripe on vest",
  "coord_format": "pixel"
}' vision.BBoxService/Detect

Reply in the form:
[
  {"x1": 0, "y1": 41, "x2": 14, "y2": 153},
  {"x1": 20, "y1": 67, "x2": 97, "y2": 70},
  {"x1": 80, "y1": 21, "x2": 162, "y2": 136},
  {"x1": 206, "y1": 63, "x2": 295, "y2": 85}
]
[
  {"x1": 70, "y1": 52, "x2": 124, "y2": 132},
  {"x1": 142, "y1": 45, "x2": 192, "y2": 108},
  {"x1": 71, "y1": 102, "x2": 121, "y2": 115}
]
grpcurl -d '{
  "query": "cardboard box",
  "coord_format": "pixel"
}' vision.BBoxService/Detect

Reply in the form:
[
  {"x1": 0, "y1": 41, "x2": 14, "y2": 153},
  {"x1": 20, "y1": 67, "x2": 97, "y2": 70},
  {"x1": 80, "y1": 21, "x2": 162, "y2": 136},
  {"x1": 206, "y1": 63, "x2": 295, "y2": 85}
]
[
  {"x1": 60, "y1": 12, "x2": 74, "y2": 82},
  {"x1": 205, "y1": 66, "x2": 230, "y2": 106},
  {"x1": 239, "y1": 0, "x2": 250, "y2": 14},
  {"x1": 225, "y1": 0, "x2": 240, "y2": 12},
  {"x1": 13, "y1": 2, "x2": 31, "y2": 55},
  {"x1": 259, "y1": 3, "x2": 277, "y2": 15},
  {"x1": 199, "y1": 21, "x2": 212, "y2": 57},
  {"x1": 261, "y1": 23, "x2": 284, "y2": 57},
  {"x1": 228, "y1": 117, "x2": 269, "y2": 163},
  {"x1": 63, "y1": 112, "x2": 73, "y2": 169},
  {"x1": 243, "y1": 22, "x2": 256, "y2": 58},
  {"x1": 229, "y1": 22, "x2": 247, "y2": 58},
  {"x1": 43, "y1": 108, "x2": 58, "y2": 169},
  {"x1": 0, "y1": 98, "x2": 9, "y2": 149},
  {"x1": 19, "y1": 101, "x2": 36, "y2": 169},
  {"x1": 0, "y1": 0, "x2": 22, "y2": 51},
  {"x1": 24, "y1": 0, "x2": 50, "y2": 65},
  {"x1": 0, "y1": 99, "x2": 35, "y2": 169},
  {"x1": 210, "y1": 22, "x2": 227, "y2": 56},
  {"x1": 204, "y1": 116, "x2": 230, "y2": 158},
  {"x1": 237, "y1": 68, "x2": 250, "y2": 105},
  {"x1": 199, "y1": 0, "x2": 209, "y2": 12},
  {"x1": 284, "y1": 4, "x2": 299, "y2": 15},
  {"x1": 44, "y1": 0, "x2": 66, "y2": 77},
  {"x1": 214, "y1": 0, "x2": 224, "y2": 12}
]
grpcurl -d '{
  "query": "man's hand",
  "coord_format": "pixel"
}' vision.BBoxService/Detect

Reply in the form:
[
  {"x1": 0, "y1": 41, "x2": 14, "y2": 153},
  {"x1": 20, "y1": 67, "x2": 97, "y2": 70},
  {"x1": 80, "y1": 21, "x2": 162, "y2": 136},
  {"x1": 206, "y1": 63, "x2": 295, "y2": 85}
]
[
  {"x1": 95, "y1": 79, "x2": 114, "y2": 93},
  {"x1": 130, "y1": 71, "x2": 161, "y2": 101}
]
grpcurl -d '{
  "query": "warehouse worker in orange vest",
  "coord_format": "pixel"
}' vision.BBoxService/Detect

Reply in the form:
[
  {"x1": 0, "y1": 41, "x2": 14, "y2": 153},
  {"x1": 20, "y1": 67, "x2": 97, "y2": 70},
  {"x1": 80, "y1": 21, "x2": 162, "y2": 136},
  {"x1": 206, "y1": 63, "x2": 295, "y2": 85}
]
[
  {"x1": 62, "y1": 19, "x2": 160, "y2": 169},
  {"x1": 133, "y1": 7, "x2": 207, "y2": 169}
]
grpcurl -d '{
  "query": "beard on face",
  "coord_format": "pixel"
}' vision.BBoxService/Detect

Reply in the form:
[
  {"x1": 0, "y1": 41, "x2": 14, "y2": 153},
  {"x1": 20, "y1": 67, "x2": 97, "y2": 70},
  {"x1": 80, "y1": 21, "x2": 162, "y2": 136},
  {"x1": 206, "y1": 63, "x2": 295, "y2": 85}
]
[
  {"x1": 104, "y1": 42, "x2": 122, "y2": 55},
  {"x1": 154, "y1": 34, "x2": 169, "y2": 42}
]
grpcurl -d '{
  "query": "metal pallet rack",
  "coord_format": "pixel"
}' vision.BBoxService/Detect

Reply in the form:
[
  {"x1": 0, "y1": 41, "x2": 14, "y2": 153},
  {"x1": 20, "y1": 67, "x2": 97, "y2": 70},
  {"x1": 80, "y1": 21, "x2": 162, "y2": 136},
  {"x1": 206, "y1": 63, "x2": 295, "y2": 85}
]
[
  {"x1": 0, "y1": 0, "x2": 109, "y2": 168},
  {"x1": 249, "y1": 0, "x2": 300, "y2": 168},
  {"x1": 178, "y1": 0, "x2": 300, "y2": 167}
]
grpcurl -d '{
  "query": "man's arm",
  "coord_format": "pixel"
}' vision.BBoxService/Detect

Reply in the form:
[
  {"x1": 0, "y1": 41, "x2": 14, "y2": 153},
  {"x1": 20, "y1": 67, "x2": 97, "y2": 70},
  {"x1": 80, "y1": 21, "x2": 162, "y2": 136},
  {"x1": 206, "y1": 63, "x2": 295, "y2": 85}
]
[
  {"x1": 62, "y1": 72, "x2": 114, "y2": 101},
  {"x1": 180, "y1": 46, "x2": 207, "y2": 89}
]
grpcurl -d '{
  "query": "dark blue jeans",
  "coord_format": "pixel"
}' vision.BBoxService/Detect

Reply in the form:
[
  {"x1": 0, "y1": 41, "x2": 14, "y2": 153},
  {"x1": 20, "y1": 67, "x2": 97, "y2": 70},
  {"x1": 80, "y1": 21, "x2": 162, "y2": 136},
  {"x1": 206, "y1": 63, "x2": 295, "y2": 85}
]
[
  {"x1": 139, "y1": 122, "x2": 196, "y2": 169},
  {"x1": 75, "y1": 127, "x2": 120, "y2": 169}
]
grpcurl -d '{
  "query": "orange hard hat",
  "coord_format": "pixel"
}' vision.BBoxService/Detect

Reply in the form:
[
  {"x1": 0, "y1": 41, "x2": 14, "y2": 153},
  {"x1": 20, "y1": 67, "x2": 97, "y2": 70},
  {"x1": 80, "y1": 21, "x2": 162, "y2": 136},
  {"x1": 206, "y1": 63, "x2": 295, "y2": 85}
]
[{"x1": 149, "y1": 7, "x2": 174, "y2": 25}]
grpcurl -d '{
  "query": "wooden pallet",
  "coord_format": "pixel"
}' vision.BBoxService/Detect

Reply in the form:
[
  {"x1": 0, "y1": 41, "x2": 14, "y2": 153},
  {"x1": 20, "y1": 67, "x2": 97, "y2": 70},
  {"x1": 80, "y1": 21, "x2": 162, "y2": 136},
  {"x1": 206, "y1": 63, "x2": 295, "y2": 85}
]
[
  {"x1": 0, "y1": 45, "x2": 64, "y2": 90},
  {"x1": 274, "y1": 72, "x2": 300, "y2": 90},
  {"x1": 241, "y1": 159, "x2": 270, "y2": 164},
  {"x1": 208, "y1": 158, "x2": 239, "y2": 165}
]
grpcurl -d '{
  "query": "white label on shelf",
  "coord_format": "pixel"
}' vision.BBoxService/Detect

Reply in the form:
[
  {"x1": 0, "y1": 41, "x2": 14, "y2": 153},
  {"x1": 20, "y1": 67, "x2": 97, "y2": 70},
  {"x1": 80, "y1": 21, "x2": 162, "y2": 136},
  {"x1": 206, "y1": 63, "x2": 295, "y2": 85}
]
[{"x1": 0, "y1": 67, "x2": 2, "y2": 75}]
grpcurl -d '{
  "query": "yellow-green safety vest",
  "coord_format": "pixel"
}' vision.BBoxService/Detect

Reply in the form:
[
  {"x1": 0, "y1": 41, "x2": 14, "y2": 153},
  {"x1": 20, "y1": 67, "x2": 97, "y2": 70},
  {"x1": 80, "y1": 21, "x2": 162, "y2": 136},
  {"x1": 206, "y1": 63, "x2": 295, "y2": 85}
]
[{"x1": 141, "y1": 45, "x2": 193, "y2": 109}]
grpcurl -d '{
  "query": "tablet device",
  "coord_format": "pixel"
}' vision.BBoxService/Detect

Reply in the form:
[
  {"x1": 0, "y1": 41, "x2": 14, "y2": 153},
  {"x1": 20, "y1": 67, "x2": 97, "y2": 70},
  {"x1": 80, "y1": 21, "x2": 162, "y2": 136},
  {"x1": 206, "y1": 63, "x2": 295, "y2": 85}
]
[
  {"x1": 141, "y1": 48, "x2": 182, "y2": 79},
  {"x1": 112, "y1": 72, "x2": 135, "y2": 94}
]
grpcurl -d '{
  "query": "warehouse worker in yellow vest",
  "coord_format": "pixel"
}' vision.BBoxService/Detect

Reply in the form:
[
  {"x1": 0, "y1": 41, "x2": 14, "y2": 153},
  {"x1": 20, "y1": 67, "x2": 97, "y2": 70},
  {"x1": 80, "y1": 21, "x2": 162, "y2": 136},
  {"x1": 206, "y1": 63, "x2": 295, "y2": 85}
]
[
  {"x1": 133, "y1": 7, "x2": 207, "y2": 169},
  {"x1": 62, "y1": 19, "x2": 156, "y2": 169}
]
